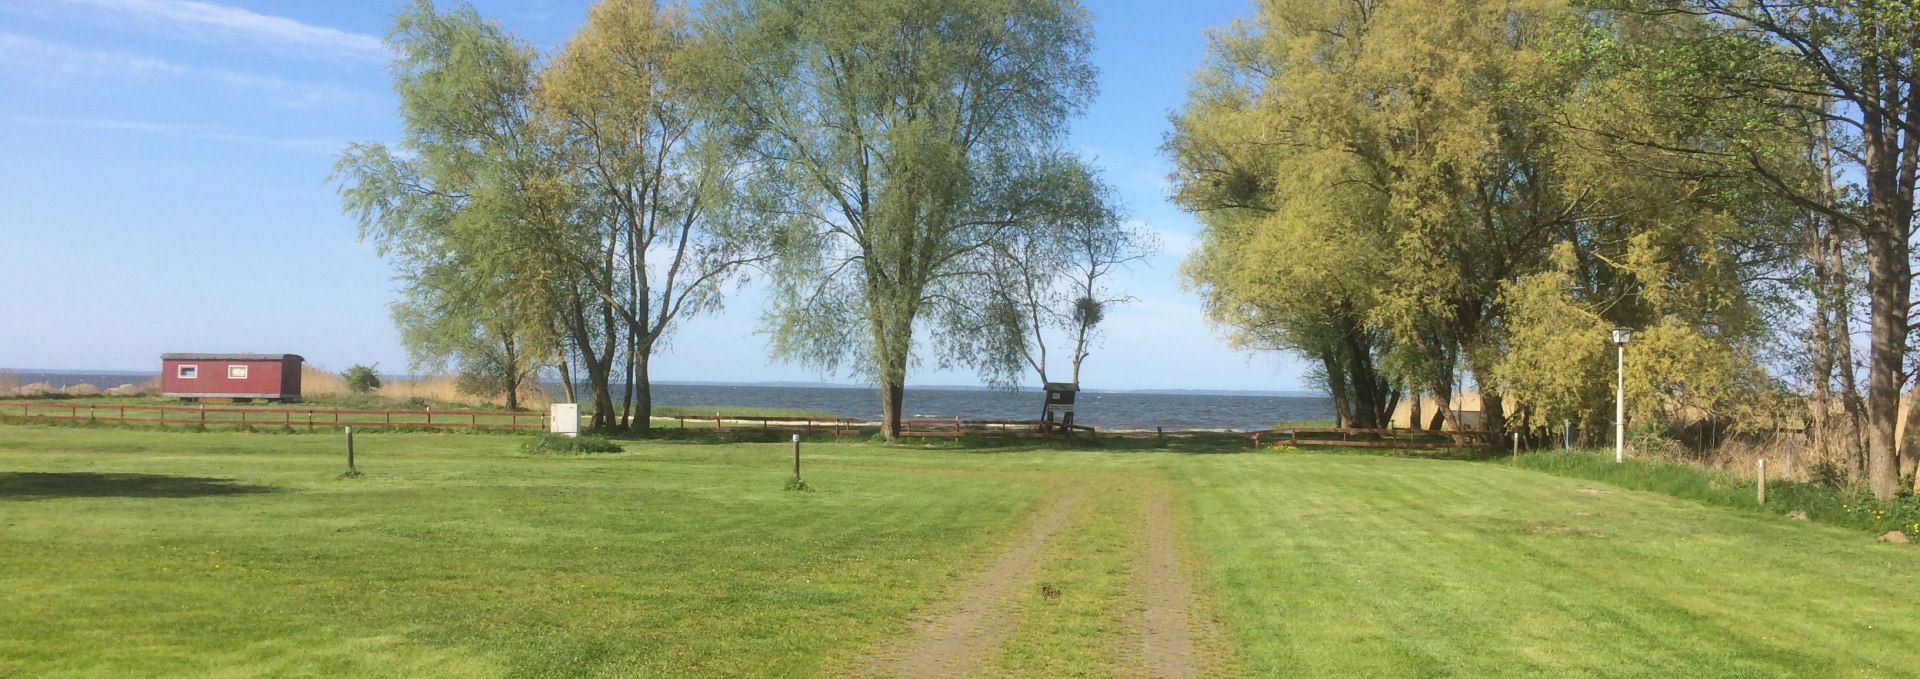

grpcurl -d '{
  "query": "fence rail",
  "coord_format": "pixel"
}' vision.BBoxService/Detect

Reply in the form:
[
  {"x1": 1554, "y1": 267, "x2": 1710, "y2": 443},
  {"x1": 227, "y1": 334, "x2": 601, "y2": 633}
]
[
  {"x1": 1247, "y1": 426, "x2": 1500, "y2": 450},
  {"x1": 670, "y1": 415, "x2": 860, "y2": 435},
  {"x1": 0, "y1": 402, "x2": 1107, "y2": 438},
  {"x1": 0, "y1": 402, "x2": 546, "y2": 431}
]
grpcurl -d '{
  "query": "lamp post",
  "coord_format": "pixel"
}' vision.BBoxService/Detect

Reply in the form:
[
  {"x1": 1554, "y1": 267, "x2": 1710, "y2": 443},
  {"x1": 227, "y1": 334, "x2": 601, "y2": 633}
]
[{"x1": 1612, "y1": 327, "x2": 1633, "y2": 463}]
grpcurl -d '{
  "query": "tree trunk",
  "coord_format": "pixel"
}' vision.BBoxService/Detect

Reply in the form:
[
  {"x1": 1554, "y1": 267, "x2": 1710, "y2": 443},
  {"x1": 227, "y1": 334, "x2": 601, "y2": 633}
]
[
  {"x1": 1321, "y1": 349, "x2": 1352, "y2": 428},
  {"x1": 1429, "y1": 365, "x2": 1454, "y2": 431},
  {"x1": 620, "y1": 333, "x2": 636, "y2": 430},
  {"x1": 1467, "y1": 352, "x2": 1505, "y2": 435},
  {"x1": 557, "y1": 352, "x2": 576, "y2": 404},
  {"x1": 1864, "y1": 229, "x2": 1908, "y2": 499},
  {"x1": 870, "y1": 304, "x2": 913, "y2": 441},
  {"x1": 879, "y1": 378, "x2": 905, "y2": 442},
  {"x1": 633, "y1": 347, "x2": 653, "y2": 436},
  {"x1": 1408, "y1": 390, "x2": 1422, "y2": 429},
  {"x1": 1807, "y1": 215, "x2": 1835, "y2": 466}
]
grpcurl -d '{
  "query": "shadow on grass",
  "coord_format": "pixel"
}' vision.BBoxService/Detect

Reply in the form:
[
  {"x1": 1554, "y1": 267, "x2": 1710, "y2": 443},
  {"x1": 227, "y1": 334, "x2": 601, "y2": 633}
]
[{"x1": 0, "y1": 472, "x2": 276, "y2": 500}]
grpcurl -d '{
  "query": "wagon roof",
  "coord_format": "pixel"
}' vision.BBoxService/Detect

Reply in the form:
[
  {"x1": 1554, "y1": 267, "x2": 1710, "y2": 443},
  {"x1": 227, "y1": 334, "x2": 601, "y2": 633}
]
[{"x1": 161, "y1": 353, "x2": 304, "y2": 362}]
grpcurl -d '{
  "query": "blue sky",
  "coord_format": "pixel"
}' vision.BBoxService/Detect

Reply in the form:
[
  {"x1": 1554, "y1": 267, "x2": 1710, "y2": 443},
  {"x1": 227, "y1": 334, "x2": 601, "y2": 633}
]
[{"x1": 0, "y1": 0, "x2": 1312, "y2": 391}]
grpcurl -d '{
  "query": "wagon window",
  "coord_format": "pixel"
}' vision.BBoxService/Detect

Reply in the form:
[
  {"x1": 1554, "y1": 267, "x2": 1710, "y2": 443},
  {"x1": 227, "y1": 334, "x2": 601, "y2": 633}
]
[
  {"x1": 228, "y1": 365, "x2": 248, "y2": 379},
  {"x1": 177, "y1": 365, "x2": 198, "y2": 379}
]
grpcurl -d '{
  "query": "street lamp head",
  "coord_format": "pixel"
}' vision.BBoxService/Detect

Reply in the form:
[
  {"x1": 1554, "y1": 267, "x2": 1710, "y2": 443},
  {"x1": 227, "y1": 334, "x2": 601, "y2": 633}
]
[{"x1": 1612, "y1": 327, "x2": 1633, "y2": 346}]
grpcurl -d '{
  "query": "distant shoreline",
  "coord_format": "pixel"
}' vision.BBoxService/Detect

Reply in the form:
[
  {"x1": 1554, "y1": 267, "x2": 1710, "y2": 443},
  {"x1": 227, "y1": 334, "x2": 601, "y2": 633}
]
[{"x1": 2, "y1": 369, "x2": 1321, "y2": 399}]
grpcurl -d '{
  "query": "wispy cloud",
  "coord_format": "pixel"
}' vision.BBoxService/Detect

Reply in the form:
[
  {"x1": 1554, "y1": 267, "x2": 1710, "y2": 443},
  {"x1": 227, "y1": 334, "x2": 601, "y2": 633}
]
[
  {"x1": 5, "y1": 115, "x2": 344, "y2": 153},
  {"x1": 0, "y1": 33, "x2": 364, "y2": 109},
  {"x1": 45, "y1": 0, "x2": 386, "y2": 60}
]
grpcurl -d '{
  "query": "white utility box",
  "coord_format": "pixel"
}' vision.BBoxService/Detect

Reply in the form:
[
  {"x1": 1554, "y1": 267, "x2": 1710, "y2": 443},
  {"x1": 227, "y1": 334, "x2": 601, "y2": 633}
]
[{"x1": 549, "y1": 403, "x2": 580, "y2": 437}]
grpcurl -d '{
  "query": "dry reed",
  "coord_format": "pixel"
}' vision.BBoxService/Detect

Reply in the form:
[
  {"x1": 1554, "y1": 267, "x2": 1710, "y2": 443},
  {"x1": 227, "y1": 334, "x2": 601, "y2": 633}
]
[{"x1": 300, "y1": 365, "x2": 553, "y2": 409}]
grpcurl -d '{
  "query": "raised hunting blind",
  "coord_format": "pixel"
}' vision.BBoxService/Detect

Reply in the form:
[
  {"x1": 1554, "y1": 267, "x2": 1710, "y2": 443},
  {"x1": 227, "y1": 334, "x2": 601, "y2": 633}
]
[
  {"x1": 1040, "y1": 382, "x2": 1078, "y2": 433},
  {"x1": 160, "y1": 353, "x2": 304, "y2": 403}
]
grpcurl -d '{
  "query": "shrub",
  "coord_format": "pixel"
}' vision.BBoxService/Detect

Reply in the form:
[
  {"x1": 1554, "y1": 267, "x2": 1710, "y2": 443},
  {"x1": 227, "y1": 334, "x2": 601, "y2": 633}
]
[
  {"x1": 342, "y1": 365, "x2": 382, "y2": 394},
  {"x1": 522, "y1": 434, "x2": 622, "y2": 455}
]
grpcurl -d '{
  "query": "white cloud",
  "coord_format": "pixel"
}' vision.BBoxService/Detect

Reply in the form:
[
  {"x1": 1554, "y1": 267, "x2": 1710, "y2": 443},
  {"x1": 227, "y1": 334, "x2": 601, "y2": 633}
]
[
  {"x1": 48, "y1": 0, "x2": 386, "y2": 60},
  {"x1": 0, "y1": 33, "x2": 364, "y2": 109},
  {"x1": 6, "y1": 115, "x2": 344, "y2": 153}
]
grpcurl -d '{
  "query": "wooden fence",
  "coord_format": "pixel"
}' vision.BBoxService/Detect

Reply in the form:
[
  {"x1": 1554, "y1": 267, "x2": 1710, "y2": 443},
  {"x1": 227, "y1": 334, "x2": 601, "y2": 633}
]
[
  {"x1": 669, "y1": 415, "x2": 1094, "y2": 438},
  {"x1": 670, "y1": 415, "x2": 860, "y2": 435},
  {"x1": 1247, "y1": 426, "x2": 1500, "y2": 450},
  {"x1": 1, "y1": 402, "x2": 1105, "y2": 438},
  {"x1": 0, "y1": 402, "x2": 546, "y2": 431}
]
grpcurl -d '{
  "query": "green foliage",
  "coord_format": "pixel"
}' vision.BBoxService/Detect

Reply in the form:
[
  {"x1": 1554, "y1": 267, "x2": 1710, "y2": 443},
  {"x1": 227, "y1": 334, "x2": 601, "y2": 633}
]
[
  {"x1": 1170, "y1": 0, "x2": 1793, "y2": 435},
  {"x1": 521, "y1": 434, "x2": 623, "y2": 455},
  {"x1": 341, "y1": 365, "x2": 382, "y2": 394},
  {"x1": 783, "y1": 476, "x2": 813, "y2": 492},
  {"x1": 701, "y1": 0, "x2": 1106, "y2": 437}
]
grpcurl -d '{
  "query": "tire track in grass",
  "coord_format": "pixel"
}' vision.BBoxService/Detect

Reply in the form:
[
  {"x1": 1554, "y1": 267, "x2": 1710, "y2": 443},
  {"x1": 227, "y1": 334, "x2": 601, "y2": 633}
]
[
  {"x1": 863, "y1": 491, "x2": 1085, "y2": 678},
  {"x1": 1138, "y1": 490, "x2": 1200, "y2": 679}
]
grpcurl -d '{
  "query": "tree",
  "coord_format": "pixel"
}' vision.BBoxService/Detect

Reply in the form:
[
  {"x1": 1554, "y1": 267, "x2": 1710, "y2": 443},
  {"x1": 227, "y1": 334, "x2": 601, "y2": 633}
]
[
  {"x1": 341, "y1": 0, "x2": 771, "y2": 431},
  {"x1": 335, "y1": 0, "x2": 570, "y2": 413},
  {"x1": 978, "y1": 162, "x2": 1151, "y2": 387},
  {"x1": 537, "y1": 0, "x2": 777, "y2": 429},
  {"x1": 701, "y1": 0, "x2": 1102, "y2": 440},
  {"x1": 1582, "y1": 0, "x2": 1920, "y2": 498},
  {"x1": 342, "y1": 365, "x2": 383, "y2": 394},
  {"x1": 1170, "y1": 0, "x2": 1789, "y2": 439}
]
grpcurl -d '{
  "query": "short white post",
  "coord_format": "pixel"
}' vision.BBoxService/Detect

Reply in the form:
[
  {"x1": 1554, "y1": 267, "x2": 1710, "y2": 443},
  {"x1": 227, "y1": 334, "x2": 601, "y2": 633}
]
[
  {"x1": 792, "y1": 434, "x2": 802, "y2": 480},
  {"x1": 1616, "y1": 342, "x2": 1626, "y2": 463},
  {"x1": 1757, "y1": 458, "x2": 1767, "y2": 505}
]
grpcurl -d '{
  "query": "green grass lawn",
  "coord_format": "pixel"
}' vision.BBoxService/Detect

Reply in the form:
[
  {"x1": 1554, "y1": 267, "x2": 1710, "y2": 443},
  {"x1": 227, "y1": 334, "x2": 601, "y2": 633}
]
[{"x1": 2, "y1": 425, "x2": 1917, "y2": 678}]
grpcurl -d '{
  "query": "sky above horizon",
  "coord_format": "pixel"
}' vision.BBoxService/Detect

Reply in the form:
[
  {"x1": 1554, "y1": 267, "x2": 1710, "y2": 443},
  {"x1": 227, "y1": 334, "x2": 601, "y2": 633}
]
[{"x1": 0, "y1": 0, "x2": 1313, "y2": 391}]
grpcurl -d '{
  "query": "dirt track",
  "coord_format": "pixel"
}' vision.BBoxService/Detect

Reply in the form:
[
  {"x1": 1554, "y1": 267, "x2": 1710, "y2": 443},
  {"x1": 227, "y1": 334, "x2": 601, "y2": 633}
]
[{"x1": 861, "y1": 485, "x2": 1207, "y2": 678}]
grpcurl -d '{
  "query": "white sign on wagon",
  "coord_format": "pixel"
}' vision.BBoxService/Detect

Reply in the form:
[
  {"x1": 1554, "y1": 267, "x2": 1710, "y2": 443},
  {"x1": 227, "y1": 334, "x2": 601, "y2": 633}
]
[{"x1": 549, "y1": 403, "x2": 580, "y2": 437}]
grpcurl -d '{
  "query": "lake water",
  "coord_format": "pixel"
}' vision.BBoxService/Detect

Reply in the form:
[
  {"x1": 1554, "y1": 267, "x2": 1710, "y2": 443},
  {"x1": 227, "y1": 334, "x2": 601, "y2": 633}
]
[
  {"x1": 7, "y1": 372, "x2": 1331, "y2": 431},
  {"x1": 643, "y1": 384, "x2": 1331, "y2": 431}
]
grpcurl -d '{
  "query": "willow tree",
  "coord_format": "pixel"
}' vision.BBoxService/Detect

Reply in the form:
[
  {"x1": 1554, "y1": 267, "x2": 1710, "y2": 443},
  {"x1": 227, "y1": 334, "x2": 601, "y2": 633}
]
[
  {"x1": 335, "y1": 0, "x2": 569, "y2": 411},
  {"x1": 701, "y1": 0, "x2": 1102, "y2": 439},
  {"x1": 1170, "y1": 0, "x2": 1583, "y2": 430},
  {"x1": 1173, "y1": 0, "x2": 1791, "y2": 439},
  {"x1": 538, "y1": 0, "x2": 776, "y2": 429}
]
